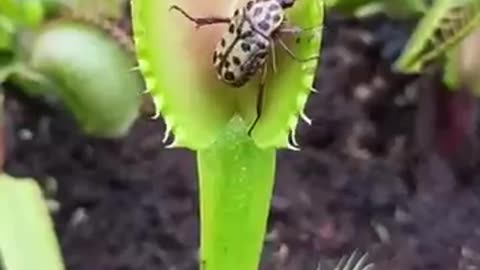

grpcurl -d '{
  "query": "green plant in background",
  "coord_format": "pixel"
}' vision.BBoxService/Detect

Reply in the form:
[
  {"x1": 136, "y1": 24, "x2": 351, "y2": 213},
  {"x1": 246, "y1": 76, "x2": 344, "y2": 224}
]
[
  {"x1": 333, "y1": 0, "x2": 480, "y2": 93},
  {"x1": 0, "y1": 1, "x2": 143, "y2": 270},
  {"x1": 394, "y1": 0, "x2": 480, "y2": 80},
  {"x1": 0, "y1": 0, "x2": 142, "y2": 138},
  {"x1": 391, "y1": 0, "x2": 480, "y2": 155},
  {"x1": 0, "y1": 90, "x2": 64, "y2": 270},
  {"x1": 131, "y1": 0, "x2": 324, "y2": 269},
  {"x1": 329, "y1": 0, "x2": 480, "y2": 155},
  {"x1": 326, "y1": 0, "x2": 427, "y2": 18},
  {"x1": 0, "y1": 174, "x2": 65, "y2": 270}
]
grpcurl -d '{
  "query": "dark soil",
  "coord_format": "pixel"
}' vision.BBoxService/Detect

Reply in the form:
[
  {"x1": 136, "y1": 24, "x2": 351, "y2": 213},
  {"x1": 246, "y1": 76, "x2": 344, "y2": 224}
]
[{"x1": 4, "y1": 4, "x2": 480, "y2": 270}]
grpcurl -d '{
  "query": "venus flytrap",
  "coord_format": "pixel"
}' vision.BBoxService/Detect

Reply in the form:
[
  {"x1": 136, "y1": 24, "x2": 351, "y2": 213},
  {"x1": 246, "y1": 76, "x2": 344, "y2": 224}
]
[
  {"x1": 394, "y1": 0, "x2": 480, "y2": 74},
  {"x1": 131, "y1": 0, "x2": 323, "y2": 269},
  {"x1": 391, "y1": 0, "x2": 480, "y2": 155}
]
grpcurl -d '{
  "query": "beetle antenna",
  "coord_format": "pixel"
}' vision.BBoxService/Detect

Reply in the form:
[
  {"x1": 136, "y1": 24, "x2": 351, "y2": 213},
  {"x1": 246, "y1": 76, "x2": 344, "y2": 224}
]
[
  {"x1": 169, "y1": 5, "x2": 197, "y2": 23},
  {"x1": 169, "y1": 5, "x2": 231, "y2": 29}
]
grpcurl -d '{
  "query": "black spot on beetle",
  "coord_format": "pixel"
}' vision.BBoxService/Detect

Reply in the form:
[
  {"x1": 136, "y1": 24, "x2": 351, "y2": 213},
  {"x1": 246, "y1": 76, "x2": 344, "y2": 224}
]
[
  {"x1": 241, "y1": 42, "x2": 251, "y2": 52},
  {"x1": 213, "y1": 52, "x2": 217, "y2": 63},
  {"x1": 258, "y1": 21, "x2": 270, "y2": 31},
  {"x1": 233, "y1": 9, "x2": 239, "y2": 16},
  {"x1": 253, "y1": 7, "x2": 263, "y2": 17},
  {"x1": 246, "y1": 1, "x2": 254, "y2": 10},
  {"x1": 228, "y1": 24, "x2": 235, "y2": 33},
  {"x1": 224, "y1": 71, "x2": 235, "y2": 81},
  {"x1": 224, "y1": 60, "x2": 231, "y2": 68},
  {"x1": 242, "y1": 30, "x2": 253, "y2": 38},
  {"x1": 265, "y1": 13, "x2": 271, "y2": 21},
  {"x1": 273, "y1": 14, "x2": 281, "y2": 23},
  {"x1": 258, "y1": 51, "x2": 268, "y2": 58},
  {"x1": 258, "y1": 42, "x2": 267, "y2": 49},
  {"x1": 269, "y1": 4, "x2": 280, "y2": 11},
  {"x1": 232, "y1": 56, "x2": 241, "y2": 65},
  {"x1": 221, "y1": 38, "x2": 226, "y2": 47}
]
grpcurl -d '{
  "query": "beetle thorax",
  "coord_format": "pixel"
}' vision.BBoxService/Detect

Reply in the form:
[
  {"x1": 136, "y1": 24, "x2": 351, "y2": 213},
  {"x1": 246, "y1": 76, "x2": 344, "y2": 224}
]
[{"x1": 245, "y1": 0, "x2": 285, "y2": 37}]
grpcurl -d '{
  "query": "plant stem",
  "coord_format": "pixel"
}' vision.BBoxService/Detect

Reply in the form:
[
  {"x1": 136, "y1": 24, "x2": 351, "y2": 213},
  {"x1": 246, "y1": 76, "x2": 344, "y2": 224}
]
[{"x1": 197, "y1": 115, "x2": 276, "y2": 270}]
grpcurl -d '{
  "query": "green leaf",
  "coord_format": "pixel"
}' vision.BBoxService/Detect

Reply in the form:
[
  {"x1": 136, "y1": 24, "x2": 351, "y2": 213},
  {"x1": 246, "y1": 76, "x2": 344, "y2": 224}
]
[
  {"x1": 0, "y1": 0, "x2": 44, "y2": 27},
  {"x1": 394, "y1": 0, "x2": 480, "y2": 73},
  {"x1": 0, "y1": 16, "x2": 14, "y2": 51},
  {"x1": 443, "y1": 48, "x2": 459, "y2": 90},
  {"x1": 0, "y1": 174, "x2": 65, "y2": 270},
  {"x1": 197, "y1": 115, "x2": 275, "y2": 270},
  {"x1": 29, "y1": 21, "x2": 142, "y2": 138}
]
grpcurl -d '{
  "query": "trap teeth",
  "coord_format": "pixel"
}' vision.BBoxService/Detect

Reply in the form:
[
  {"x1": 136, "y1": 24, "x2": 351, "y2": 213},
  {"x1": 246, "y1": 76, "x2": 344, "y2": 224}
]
[
  {"x1": 289, "y1": 127, "x2": 299, "y2": 147},
  {"x1": 165, "y1": 137, "x2": 178, "y2": 148},
  {"x1": 162, "y1": 124, "x2": 172, "y2": 143},
  {"x1": 310, "y1": 86, "x2": 318, "y2": 93},
  {"x1": 300, "y1": 110, "x2": 312, "y2": 125},
  {"x1": 287, "y1": 141, "x2": 300, "y2": 151},
  {"x1": 150, "y1": 110, "x2": 161, "y2": 119}
]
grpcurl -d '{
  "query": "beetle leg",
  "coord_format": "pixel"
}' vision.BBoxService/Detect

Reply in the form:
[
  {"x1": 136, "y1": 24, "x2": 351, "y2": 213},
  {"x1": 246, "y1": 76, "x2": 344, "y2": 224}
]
[
  {"x1": 270, "y1": 42, "x2": 277, "y2": 73},
  {"x1": 276, "y1": 38, "x2": 320, "y2": 62},
  {"x1": 169, "y1": 5, "x2": 231, "y2": 28},
  {"x1": 247, "y1": 63, "x2": 268, "y2": 135},
  {"x1": 278, "y1": 25, "x2": 322, "y2": 35},
  {"x1": 278, "y1": 23, "x2": 323, "y2": 43}
]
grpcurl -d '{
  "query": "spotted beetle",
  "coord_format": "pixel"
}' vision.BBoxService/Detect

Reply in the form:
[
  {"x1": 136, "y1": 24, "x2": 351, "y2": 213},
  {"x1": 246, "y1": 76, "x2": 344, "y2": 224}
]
[{"x1": 170, "y1": 0, "x2": 321, "y2": 134}]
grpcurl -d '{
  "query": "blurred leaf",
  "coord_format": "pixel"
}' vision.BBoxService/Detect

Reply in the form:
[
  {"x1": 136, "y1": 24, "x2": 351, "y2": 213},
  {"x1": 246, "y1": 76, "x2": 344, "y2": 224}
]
[
  {"x1": 0, "y1": 52, "x2": 16, "y2": 84},
  {"x1": 394, "y1": 0, "x2": 480, "y2": 73},
  {"x1": 63, "y1": 0, "x2": 124, "y2": 20},
  {"x1": 0, "y1": 0, "x2": 44, "y2": 27},
  {"x1": 443, "y1": 49, "x2": 459, "y2": 90},
  {"x1": 0, "y1": 174, "x2": 65, "y2": 270},
  {"x1": 0, "y1": 1, "x2": 16, "y2": 20},
  {"x1": 354, "y1": 0, "x2": 427, "y2": 18},
  {"x1": 29, "y1": 21, "x2": 142, "y2": 138},
  {"x1": 0, "y1": 16, "x2": 14, "y2": 51}
]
